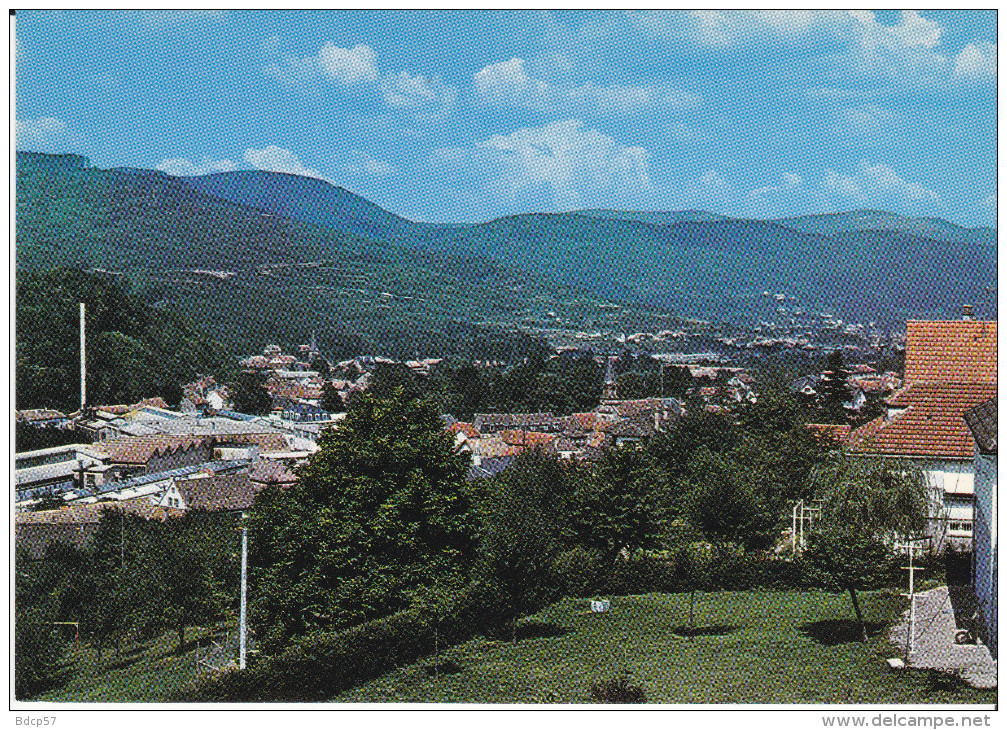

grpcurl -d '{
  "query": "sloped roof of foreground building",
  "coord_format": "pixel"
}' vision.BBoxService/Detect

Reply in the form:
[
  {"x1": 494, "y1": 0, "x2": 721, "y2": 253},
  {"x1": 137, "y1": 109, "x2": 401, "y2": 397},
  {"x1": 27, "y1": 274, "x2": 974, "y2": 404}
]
[
  {"x1": 846, "y1": 383, "x2": 996, "y2": 460},
  {"x1": 847, "y1": 318, "x2": 996, "y2": 461}
]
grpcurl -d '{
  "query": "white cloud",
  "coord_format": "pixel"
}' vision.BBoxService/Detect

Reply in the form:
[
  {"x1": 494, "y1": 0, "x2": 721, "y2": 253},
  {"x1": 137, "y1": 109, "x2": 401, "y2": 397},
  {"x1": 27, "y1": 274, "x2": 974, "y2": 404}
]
[
  {"x1": 473, "y1": 57, "x2": 699, "y2": 114},
  {"x1": 822, "y1": 161, "x2": 940, "y2": 205},
  {"x1": 981, "y1": 193, "x2": 996, "y2": 209},
  {"x1": 379, "y1": 71, "x2": 456, "y2": 117},
  {"x1": 434, "y1": 119, "x2": 650, "y2": 209},
  {"x1": 850, "y1": 10, "x2": 941, "y2": 51},
  {"x1": 317, "y1": 43, "x2": 380, "y2": 85},
  {"x1": 342, "y1": 150, "x2": 397, "y2": 177},
  {"x1": 954, "y1": 42, "x2": 996, "y2": 80},
  {"x1": 244, "y1": 146, "x2": 331, "y2": 183},
  {"x1": 474, "y1": 58, "x2": 550, "y2": 107},
  {"x1": 630, "y1": 10, "x2": 988, "y2": 90},
  {"x1": 264, "y1": 42, "x2": 456, "y2": 117},
  {"x1": 748, "y1": 172, "x2": 803, "y2": 201},
  {"x1": 16, "y1": 117, "x2": 68, "y2": 149},
  {"x1": 265, "y1": 43, "x2": 379, "y2": 87},
  {"x1": 628, "y1": 10, "x2": 847, "y2": 49},
  {"x1": 156, "y1": 157, "x2": 237, "y2": 177}
]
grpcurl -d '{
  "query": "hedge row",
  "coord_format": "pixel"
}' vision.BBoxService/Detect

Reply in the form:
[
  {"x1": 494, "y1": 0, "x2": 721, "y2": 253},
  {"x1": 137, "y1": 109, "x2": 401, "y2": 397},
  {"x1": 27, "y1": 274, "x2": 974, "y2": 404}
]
[
  {"x1": 554, "y1": 548, "x2": 823, "y2": 598},
  {"x1": 178, "y1": 580, "x2": 516, "y2": 702}
]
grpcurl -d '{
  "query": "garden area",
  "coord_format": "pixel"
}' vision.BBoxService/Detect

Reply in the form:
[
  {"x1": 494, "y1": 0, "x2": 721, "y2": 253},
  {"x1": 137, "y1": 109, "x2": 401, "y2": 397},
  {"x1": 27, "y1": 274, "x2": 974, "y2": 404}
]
[{"x1": 336, "y1": 590, "x2": 996, "y2": 705}]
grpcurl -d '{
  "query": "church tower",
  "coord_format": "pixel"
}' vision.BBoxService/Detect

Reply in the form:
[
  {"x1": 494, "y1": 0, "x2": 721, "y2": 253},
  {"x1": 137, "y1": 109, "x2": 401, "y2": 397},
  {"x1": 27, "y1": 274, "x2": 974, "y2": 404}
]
[{"x1": 601, "y1": 355, "x2": 618, "y2": 404}]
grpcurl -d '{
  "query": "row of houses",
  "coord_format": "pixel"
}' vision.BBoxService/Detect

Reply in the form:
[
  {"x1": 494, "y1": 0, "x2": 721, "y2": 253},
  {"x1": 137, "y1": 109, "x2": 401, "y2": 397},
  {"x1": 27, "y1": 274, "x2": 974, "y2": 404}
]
[{"x1": 449, "y1": 359, "x2": 687, "y2": 474}]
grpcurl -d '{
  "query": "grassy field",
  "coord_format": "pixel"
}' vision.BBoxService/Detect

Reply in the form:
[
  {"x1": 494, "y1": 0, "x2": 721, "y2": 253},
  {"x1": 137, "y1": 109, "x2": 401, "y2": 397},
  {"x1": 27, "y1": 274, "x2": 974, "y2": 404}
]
[
  {"x1": 335, "y1": 590, "x2": 997, "y2": 705},
  {"x1": 30, "y1": 626, "x2": 231, "y2": 703}
]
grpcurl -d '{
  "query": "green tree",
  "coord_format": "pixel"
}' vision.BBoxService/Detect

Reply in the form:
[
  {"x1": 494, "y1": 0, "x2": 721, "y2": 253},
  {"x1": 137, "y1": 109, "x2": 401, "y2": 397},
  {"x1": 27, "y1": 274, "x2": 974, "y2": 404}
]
[
  {"x1": 683, "y1": 447, "x2": 779, "y2": 552},
  {"x1": 150, "y1": 517, "x2": 224, "y2": 653},
  {"x1": 250, "y1": 390, "x2": 476, "y2": 648},
  {"x1": 735, "y1": 385, "x2": 831, "y2": 503},
  {"x1": 368, "y1": 363, "x2": 423, "y2": 401},
  {"x1": 802, "y1": 456, "x2": 928, "y2": 642},
  {"x1": 14, "y1": 572, "x2": 66, "y2": 699},
  {"x1": 569, "y1": 445, "x2": 671, "y2": 561},
  {"x1": 231, "y1": 370, "x2": 272, "y2": 415},
  {"x1": 471, "y1": 449, "x2": 572, "y2": 642},
  {"x1": 320, "y1": 381, "x2": 345, "y2": 413}
]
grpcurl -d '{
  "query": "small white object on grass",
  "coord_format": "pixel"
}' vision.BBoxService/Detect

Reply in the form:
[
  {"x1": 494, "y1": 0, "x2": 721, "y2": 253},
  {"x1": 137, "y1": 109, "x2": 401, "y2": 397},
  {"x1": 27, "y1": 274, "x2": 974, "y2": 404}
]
[{"x1": 886, "y1": 658, "x2": 906, "y2": 670}]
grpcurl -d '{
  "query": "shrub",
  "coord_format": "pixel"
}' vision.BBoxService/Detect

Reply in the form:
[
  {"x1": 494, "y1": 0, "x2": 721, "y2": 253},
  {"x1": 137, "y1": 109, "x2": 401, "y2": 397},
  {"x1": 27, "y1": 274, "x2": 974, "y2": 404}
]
[
  {"x1": 552, "y1": 547, "x2": 605, "y2": 597},
  {"x1": 179, "y1": 580, "x2": 513, "y2": 702},
  {"x1": 14, "y1": 598, "x2": 66, "y2": 699},
  {"x1": 590, "y1": 673, "x2": 647, "y2": 703}
]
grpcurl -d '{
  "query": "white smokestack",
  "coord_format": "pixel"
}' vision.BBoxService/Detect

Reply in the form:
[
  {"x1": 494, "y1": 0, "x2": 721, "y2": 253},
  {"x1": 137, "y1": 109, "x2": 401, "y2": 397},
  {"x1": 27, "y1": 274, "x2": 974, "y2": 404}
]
[{"x1": 80, "y1": 302, "x2": 86, "y2": 410}]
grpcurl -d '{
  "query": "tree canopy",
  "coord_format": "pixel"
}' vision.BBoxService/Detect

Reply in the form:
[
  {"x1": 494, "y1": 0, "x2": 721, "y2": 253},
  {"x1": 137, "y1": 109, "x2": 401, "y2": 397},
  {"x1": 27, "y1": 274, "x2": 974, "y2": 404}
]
[
  {"x1": 249, "y1": 390, "x2": 477, "y2": 648},
  {"x1": 802, "y1": 455, "x2": 929, "y2": 641}
]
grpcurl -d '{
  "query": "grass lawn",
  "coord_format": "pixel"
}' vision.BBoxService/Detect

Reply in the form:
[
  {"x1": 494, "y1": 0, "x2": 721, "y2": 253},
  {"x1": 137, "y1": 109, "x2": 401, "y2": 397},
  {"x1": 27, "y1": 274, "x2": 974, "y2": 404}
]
[
  {"x1": 335, "y1": 589, "x2": 997, "y2": 705},
  {"x1": 29, "y1": 626, "x2": 230, "y2": 703}
]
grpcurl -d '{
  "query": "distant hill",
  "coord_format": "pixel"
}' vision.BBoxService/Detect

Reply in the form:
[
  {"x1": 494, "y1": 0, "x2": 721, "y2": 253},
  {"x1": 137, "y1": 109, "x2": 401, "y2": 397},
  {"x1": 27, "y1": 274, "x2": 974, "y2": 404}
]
[
  {"x1": 16, "y1": 268, "x2": 235, "y2": 411},
  {"x1": 180, "y1": 170, "x2": 433, "y2": 242},
  {"x1": 17, "y1": 151, "x2": 997, "y2": 353},
  {"x1": 15, "y1": 151, "x2": 575, "y2": 361},
  {"x1": 776, "y1": 210, "x2": 996, "y2": 246},
  {"x1": 575, "y1": 209, "x2": 733, "y2": 226},
  {"x1": 415, "y1": 212, "x2": 996, "y2": 324}
]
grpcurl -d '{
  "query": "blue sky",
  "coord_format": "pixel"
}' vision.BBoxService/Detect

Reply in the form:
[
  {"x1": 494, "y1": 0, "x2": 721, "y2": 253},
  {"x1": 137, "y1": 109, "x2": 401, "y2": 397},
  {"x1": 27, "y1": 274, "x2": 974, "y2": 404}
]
[{"x1": 15, "y1": 10, "x2": 998, "y2": 227}]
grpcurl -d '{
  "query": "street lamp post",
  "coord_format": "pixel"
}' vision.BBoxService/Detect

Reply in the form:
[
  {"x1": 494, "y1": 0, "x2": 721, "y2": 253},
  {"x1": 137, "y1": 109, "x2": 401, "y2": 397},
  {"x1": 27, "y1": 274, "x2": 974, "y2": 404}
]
[{"x1": 239, "y1": 512, "x2": 248, "y2": 670}]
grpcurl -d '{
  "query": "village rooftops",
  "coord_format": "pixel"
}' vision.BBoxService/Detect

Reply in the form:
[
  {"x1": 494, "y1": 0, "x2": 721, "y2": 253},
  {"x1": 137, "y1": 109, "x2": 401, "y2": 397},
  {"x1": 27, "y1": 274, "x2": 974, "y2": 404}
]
[{"x1": 175, "y1": 472, "x2": 261, "y2": 512}]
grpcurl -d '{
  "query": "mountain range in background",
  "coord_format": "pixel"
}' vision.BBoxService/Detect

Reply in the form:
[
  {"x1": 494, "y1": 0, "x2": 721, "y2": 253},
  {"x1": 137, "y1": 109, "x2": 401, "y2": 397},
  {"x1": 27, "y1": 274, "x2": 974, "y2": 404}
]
[{"x1": 16, "y1": 151, "x2": 997, "y2": 359}]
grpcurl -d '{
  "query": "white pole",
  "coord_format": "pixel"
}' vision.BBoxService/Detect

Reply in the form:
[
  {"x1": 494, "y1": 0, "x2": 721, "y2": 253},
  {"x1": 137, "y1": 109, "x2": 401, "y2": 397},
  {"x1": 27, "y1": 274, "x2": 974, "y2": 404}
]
[
  {"x1": 799, "y1": 502, "x2": 805, "y2": 549},
  {"x1": 239, "y1": 512, "x2": 247, "y2": 670},
  {"x1": 792, "y1": 502, "x2": 799, "y2": 557},
  {"x1": 908, "y1": 544, "x2": 916, "y2": 655},
  {"x1": 79, "y1": 303, "x2": 86, "y2": 410}
]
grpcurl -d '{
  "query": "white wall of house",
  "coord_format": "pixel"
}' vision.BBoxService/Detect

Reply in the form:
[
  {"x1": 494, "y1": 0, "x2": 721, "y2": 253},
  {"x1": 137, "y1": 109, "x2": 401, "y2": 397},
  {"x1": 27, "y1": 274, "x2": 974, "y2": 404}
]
[
  {"x1": 972, "y1": 452, "x2": 997, "y2": 658},
  {"x1": 921, "y1": 459, "x2": 975, "y2": 552},
  {"x1": 155, "y1": 482, "x2": 187, "y2": 511}
]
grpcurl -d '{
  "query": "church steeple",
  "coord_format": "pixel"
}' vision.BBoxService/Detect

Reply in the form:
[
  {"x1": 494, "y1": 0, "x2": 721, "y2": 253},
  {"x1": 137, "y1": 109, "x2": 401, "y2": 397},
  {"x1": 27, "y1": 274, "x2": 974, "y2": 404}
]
[{"x1": 602, "y1": 355, "x2": 618, "y2": 403}]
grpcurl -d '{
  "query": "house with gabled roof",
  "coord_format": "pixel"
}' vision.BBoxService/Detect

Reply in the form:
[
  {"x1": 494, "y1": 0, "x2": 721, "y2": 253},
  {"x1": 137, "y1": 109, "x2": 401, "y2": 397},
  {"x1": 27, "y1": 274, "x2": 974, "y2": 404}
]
[{"x1": 846, "y1": 315, "x2": 996, "y2": 552}]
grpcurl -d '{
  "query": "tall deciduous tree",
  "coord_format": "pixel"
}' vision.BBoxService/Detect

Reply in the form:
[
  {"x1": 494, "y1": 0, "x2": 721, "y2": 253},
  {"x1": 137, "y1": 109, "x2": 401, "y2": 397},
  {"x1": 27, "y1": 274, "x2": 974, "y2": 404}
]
[
  {"x1": 231, "y1": 370, "x2": 272, "y2": 415},
  {"x1": 249, "y1": 391, "x2": 476, "y2": 648},
  {"x1": 802, "y1": 456, "x2": 928, "y2": 642},
  {"x1": 569, "y1": 445, "x2": 671, "y2": 561},
  {"x1": 471, "y1": 448, "x2": 572, "y2": 642}
]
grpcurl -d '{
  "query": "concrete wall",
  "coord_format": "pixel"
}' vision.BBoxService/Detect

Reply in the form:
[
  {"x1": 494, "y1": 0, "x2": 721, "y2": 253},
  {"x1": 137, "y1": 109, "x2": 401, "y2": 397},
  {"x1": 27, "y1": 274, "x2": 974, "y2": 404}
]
[{"x1": 972, "y1": 452, "x2": 997, "y2": 659}]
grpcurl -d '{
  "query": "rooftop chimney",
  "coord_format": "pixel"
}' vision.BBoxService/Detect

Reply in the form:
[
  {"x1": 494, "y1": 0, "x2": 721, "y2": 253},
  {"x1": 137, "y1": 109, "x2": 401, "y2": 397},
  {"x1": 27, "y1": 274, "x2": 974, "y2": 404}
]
[{"x1": 962, "y1": 304, "x2": 974, "y2": 321}]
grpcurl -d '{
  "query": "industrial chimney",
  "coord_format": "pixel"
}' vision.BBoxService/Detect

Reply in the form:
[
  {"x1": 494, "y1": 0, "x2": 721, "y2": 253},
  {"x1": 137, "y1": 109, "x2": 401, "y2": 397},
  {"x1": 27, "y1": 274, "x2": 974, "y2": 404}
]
[{"x1": 80, "y1": 303, "x2": 86, "y2": 410}]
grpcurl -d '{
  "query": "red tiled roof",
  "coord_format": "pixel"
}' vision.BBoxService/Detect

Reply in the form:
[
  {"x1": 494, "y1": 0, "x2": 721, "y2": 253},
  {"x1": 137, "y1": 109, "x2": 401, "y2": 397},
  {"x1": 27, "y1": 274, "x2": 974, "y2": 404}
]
[
  {"x1": 498, "y1": 430, "x2": 558, "y2": 447},
  {"x1": 446, "y1": 422, "x2": 480, "y2": 439},
  {"x1": 846, "y1": 382, "x2": 997, "y2": 459},
  {"x1": 905, "y1": 320, "x2": 997, "y2": 384}
]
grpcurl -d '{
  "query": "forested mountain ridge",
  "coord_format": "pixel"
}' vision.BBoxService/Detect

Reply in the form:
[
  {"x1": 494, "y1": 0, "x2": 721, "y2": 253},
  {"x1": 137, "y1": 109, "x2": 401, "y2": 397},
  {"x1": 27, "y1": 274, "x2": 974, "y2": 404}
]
[{"x1": 16, "y1": 151, "x2": 997, "y2": 366}]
